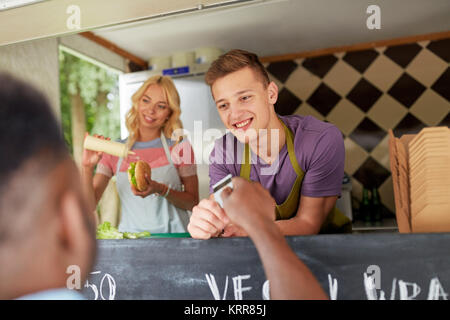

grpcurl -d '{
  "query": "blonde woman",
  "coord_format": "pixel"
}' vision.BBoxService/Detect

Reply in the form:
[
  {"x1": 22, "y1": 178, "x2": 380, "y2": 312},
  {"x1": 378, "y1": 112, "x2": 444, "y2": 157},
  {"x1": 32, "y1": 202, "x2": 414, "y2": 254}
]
[{"x1": 82, "y1": 75, "x2": 199, "y2": 233}]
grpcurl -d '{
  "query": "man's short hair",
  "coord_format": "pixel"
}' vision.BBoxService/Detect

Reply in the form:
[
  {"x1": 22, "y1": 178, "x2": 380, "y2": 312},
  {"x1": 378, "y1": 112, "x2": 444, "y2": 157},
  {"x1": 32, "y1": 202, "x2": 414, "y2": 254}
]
[
  {"x1": 0, "y1": 73, "x2": 68, "y2": 242},
  {"x1": 205, "y1": 49, "x2": 270, "y2": 88}
]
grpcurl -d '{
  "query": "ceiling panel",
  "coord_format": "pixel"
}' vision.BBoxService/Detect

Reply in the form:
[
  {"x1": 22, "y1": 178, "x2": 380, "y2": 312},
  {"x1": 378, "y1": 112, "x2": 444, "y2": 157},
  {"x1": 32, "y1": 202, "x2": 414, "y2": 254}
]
[{"x1": 93, "y1": 0, "x2": 450, "y2": 60}]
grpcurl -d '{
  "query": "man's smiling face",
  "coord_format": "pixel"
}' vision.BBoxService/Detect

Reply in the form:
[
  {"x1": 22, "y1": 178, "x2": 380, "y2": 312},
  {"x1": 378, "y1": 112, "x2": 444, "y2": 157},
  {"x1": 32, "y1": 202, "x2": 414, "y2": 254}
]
[{"x1": 212, "y1": 67, "x2": 278, "y2": 144}]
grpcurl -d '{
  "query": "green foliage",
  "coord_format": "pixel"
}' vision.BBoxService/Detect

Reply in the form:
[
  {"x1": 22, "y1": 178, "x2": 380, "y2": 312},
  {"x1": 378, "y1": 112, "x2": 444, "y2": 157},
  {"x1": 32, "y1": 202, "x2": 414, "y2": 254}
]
[{"x1": 59, "y1": 49, "x2": 121, "y2": 154}]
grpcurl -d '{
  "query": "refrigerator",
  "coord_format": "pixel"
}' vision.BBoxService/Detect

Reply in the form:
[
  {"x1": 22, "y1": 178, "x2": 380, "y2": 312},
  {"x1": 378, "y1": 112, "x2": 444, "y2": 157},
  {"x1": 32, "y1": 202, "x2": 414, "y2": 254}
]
[{"x1": 119, "y1": 70, "x2": 226, "y2": 200}]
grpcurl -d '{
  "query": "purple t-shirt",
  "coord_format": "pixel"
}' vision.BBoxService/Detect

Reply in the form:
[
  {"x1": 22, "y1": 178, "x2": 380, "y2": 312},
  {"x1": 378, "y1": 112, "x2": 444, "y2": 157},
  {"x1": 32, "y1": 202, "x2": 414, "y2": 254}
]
[{"x1": 209, "y1": 114, "x2": 345, "y2": 205}]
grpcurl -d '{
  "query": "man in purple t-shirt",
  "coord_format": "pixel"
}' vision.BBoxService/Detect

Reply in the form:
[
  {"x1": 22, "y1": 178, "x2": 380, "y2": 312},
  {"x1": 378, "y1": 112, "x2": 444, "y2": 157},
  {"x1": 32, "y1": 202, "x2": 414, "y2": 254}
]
[{"x1": 187, "y1": 49, "x2": 347, "y2": 239}]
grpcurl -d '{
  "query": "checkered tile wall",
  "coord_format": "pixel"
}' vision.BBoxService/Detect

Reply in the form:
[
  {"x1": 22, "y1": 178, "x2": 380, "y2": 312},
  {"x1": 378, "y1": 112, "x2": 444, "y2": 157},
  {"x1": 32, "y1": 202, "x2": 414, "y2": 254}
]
[{"x1": 265, "y1": 38, "x2": 450, "y2": 217}]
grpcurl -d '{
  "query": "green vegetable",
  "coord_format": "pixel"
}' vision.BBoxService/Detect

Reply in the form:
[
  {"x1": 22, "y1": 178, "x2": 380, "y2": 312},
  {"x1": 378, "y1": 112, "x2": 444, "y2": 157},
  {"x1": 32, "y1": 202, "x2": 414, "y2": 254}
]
[
  {"x1": 96, "y1": 222, "x2": 123, "y2": 239},
  {"x1": 128, "y1": 162, "x2": 137, "y2": 187},
  {"x1": 136, "y1": 231, "x2": 151, "y2": 238},
  {"x1": 96, "y1": 221, "x2": 151, "y2": 240},
  {"x1": 123, "y1": 232, "x2": 137, "y2": 239}
]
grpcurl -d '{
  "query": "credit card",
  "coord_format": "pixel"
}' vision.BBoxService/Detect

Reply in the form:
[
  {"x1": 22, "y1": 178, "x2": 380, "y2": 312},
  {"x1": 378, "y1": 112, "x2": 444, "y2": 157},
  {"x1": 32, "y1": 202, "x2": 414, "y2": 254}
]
[{"x1": 213, "y1": 174, "x2": 233, "y2": 208}]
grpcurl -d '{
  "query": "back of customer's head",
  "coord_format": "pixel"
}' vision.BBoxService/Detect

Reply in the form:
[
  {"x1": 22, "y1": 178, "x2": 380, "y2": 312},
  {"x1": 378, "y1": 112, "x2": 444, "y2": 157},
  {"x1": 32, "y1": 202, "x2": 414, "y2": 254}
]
[{"x1": 0, "y1": 73, "x2": 96, "y2": 299}]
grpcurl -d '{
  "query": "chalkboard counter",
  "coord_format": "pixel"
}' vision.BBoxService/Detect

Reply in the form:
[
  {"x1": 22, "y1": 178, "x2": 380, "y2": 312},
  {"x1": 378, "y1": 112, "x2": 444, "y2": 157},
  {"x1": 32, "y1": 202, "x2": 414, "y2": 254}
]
[{"x1": 83, "y1": 232, "x2": 450, "y2": 300}]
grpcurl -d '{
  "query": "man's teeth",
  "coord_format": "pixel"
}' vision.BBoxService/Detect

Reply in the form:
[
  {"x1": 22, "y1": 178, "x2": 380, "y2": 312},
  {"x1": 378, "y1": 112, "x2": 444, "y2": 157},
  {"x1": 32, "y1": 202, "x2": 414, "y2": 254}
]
[{"x1": 235, "y1": 119, "x2": 251, "y2": 128}]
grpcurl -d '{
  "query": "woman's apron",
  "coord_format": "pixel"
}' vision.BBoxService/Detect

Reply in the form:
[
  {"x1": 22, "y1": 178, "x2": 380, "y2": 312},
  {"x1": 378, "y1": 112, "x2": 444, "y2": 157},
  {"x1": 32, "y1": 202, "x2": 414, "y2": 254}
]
[
  {"x1": 239, "y1": 120, "x2": 352, "y2": 234},
  {"x1": 115, "y1": 132, "x2": 190, "y2": 233}
]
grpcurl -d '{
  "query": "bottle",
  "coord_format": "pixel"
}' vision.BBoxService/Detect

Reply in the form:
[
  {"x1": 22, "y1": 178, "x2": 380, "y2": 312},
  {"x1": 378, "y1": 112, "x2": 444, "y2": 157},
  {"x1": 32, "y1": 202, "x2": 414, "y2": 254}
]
[
  {"x1": 371, "y1": 188, "x2": 383, "y2": 224},
  {"x1": 84, "y1": 134, "x2": 135, "y2": 158},
  {"x1": 360, "y1": 188, "x2": 372, "y2": 225}
]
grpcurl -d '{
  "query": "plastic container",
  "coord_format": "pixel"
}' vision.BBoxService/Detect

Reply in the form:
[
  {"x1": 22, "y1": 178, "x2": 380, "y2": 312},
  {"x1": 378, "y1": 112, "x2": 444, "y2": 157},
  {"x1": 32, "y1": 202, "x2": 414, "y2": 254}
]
[
  {"x1": 84, "y1": 135, "x2": 133, "y2": 158},
  {"x1": 195, "y1": 47, "x2": 223, "y2": 64},
  {"x1": 148, "y1": 56, "x2": 172, "y2": 71},
  {"x1": 171, "y1": 51, "x2": 195, "y2": 68}
]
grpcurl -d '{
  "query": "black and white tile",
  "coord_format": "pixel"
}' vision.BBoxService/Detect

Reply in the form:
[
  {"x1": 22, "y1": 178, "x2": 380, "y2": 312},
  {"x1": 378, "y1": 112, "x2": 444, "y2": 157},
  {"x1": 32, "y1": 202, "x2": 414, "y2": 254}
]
[{"x1": 265, "y1": 37, "x2": 450, "y2": 215}]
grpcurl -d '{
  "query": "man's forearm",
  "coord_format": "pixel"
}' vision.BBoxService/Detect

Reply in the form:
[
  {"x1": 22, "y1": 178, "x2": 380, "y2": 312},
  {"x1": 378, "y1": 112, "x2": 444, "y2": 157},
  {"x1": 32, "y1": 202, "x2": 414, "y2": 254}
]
[
  {"x1": 275, "y1": 195, "x2": 338, "y2": 236},
  {"x1": 247, "y1": 220, "x2": 328, "y2": 300},
  {"x1": 275, "y1": 217, "x2": 320, "y2": 236}
]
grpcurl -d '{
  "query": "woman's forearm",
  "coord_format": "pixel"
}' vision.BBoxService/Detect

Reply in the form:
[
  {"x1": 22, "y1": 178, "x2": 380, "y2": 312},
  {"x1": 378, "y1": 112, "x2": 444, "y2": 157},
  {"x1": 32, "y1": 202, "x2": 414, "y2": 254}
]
[
  {"x1": 165, "y1": 189, "x2": 198, "y2": 211},
  {"x1": 81, "y1": 165, "x2": 97, "y2": 213}
]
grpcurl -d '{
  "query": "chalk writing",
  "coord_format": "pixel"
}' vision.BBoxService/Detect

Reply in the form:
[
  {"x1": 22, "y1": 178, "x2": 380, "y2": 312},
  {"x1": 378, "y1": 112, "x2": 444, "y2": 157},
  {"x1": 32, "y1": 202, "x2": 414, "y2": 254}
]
[
  {"x1": 262, "y1": 280, "x2": 270, "y2": 300},
  {"x1": 362, "y1": 273, "x2": 449, "y2": 300},
  {"x1": 428, "y1": 277, "x2": 449, "y2": 300},
  {"x1": 328, "y1": 274, "x2": 338, "y2": 300},
  {"x1": 205, "y1": 274, "x2": 268, "y2": 300},
  {"x1": 398, "y1": 280, "x2": 421, "y2": 300},
  {"x1": 85, "y1": 271, "x2": 116, "y2": 300},
  {"x1": 364, "y1": 272, "x2": 386, "y2": 300},
  {"x1": 390, "y1": 278, "x2": 397, "y2": 300},
  {"x1": 89, "y1": 234, "x2": 450, "y2": 300},
  {"x1": 205, "y1": 273, "x2": 228, "y2": 300}
]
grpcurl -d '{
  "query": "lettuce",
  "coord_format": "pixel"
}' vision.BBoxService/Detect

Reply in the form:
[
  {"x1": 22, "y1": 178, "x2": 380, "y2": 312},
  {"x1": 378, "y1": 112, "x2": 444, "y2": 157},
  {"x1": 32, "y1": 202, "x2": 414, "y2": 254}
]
[
  {"x1": 123, "y1": 231, "x2": 150, "y2": 239},
  {"x1": 136, "y1": 231, "x2": 151, "y2": 238},
  {"x1": 123, "y1": 232, "x2": 137, "y2": 239},
  {"x1": 128, "y1": 162, "x2": 137, "y2": 187},
  {"x1": 96, "y1": 222, "x2": 123, "y2": 239},
  {"x1": 96, "y1": 221, "x2": 151, "y2": 239}
]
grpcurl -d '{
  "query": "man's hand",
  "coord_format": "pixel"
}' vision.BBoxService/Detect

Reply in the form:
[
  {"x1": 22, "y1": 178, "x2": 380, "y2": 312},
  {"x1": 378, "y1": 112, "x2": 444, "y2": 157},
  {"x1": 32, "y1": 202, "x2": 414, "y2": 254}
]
[
  {"x1": 188, "y1": 195, "x2": 231, "y2": 239},
  {"x1": 220, "y1": 177, "x2": 276, "y2": 235}
]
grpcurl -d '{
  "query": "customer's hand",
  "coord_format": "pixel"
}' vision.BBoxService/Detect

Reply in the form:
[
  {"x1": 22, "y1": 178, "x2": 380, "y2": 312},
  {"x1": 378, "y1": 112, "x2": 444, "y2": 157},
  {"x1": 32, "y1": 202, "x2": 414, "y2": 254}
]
[
  {"x1": 220, "y1": 177, "x2": 276, "y2": 235},
  {"x1": 221, "y1": 223, "x2": 247, "y2": 237}
]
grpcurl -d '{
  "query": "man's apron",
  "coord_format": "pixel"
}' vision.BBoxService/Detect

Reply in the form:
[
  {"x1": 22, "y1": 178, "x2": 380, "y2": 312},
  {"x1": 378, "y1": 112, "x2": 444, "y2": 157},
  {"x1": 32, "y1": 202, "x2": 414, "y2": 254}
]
[
  {"x1": 239, "y1": 120, "x2": 352, "y2": 234},
  {"x1": 115, "y1": 132, "x2": 190, "y2": 233}
]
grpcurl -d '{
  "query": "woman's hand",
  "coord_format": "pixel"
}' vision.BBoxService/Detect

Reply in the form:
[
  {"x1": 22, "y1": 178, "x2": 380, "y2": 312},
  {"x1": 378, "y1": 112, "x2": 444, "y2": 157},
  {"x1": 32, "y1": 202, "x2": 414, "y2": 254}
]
[
  {"x1": 82, "y1": 133, "x2": 110, "y2": 169},
  {"x1": 130, "y1": 173, "x2": 165, "y2": 198}
]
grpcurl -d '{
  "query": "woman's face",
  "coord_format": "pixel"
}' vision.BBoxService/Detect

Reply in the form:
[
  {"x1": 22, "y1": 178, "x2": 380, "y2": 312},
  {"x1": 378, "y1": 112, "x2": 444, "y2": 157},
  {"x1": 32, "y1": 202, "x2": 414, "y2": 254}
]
[
  {"x1": 212, "y1": 67, "x2": 276, "y2": 144},
  {"x1": 137, "y1": 84, "x2": 172, "y2": 131}
]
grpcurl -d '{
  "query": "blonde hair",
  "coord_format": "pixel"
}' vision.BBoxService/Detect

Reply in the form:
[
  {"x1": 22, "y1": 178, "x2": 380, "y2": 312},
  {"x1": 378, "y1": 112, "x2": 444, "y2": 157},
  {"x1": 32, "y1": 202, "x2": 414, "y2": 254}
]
[{"x1": 125, "y1": 75, "x2": 183, "y2": 149}]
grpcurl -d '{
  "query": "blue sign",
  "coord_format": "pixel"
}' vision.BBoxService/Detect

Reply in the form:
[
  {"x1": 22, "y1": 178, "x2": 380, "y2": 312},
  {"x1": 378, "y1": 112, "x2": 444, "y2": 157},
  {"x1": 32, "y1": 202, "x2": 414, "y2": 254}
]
[{"x1": 162, "y1": 66, "x2": 190, "y2": 76}]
